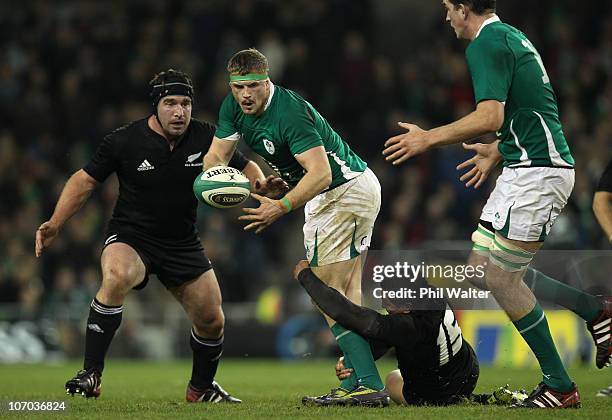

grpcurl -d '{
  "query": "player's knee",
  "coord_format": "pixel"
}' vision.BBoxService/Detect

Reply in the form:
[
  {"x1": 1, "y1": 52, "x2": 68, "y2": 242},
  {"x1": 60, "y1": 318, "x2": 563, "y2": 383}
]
[
  {"x1": 193, "y1": 308, "x2": 225, "y2": 338},
  {"x1": 101, "y1": 266, "x2": 135, "y2": 296}
]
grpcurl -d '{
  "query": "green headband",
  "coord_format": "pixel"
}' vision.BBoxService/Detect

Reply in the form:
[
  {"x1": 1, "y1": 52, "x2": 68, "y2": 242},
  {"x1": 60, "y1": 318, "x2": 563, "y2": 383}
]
[{"x1": 229, "y1": 73, "x2": 269, "y2": 82}]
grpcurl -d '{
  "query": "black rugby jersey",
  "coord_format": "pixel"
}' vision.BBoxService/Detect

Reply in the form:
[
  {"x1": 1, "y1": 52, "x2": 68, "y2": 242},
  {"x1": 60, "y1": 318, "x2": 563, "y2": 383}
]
[
  {"x1": 597, "y1": 159, "x2": 612, "y2": 193},
  {"x1": 84, "y1": 118, "x2": 249, "y2": 239},
  {"x1": 298, "y1": 269, "x2": 476, "y2": 405}
]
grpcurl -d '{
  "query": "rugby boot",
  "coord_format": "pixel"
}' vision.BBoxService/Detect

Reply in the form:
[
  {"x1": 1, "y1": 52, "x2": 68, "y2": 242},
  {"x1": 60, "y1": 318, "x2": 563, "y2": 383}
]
[
  {"x1": 65, "y1": 368, "x2": 101, "y2": 398},
  {"x1": 586, "y1": 296, "x2": 612, "y2": 368},
  {"x1": 510, "y1": 382, "x2": 580, "y2": 409},
  {"x1": 186, "y1": 381, "x2": 242, "y2": 403}
]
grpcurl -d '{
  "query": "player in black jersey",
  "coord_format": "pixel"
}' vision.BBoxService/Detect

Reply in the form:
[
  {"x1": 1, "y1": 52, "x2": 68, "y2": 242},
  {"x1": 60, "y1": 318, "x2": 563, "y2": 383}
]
[
  {"x1": 593, "y1": 158, "x2": 612, "y2": 397},
  {"x1": 293, "y1": 261, "x2": 481, "y2": 407},
  {"x1": 35, "y1": 69, "x2": 285, "y2": 403}
]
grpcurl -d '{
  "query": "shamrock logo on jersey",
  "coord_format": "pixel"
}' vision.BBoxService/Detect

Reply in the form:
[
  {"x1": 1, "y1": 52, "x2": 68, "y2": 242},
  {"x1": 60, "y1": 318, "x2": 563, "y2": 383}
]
[{"x1": 263, "y1": 139, "x2": 275, "y2": 155}]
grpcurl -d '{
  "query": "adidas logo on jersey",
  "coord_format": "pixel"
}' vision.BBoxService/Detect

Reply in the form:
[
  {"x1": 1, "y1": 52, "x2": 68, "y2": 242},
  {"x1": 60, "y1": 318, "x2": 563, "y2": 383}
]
[{"x1": 137, "y1": 159, "x2": 155, "y2": 171}]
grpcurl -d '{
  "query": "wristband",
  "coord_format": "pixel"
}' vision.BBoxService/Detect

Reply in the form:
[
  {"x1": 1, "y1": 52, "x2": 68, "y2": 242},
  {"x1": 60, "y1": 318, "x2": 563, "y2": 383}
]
[{"x1": 279, "y1": 197, "x2": 293, "y2": 213}]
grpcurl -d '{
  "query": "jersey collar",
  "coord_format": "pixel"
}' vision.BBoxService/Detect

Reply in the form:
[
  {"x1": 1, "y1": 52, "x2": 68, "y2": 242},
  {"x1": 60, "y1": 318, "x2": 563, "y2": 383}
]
[
  {"x1": 263, "y1": 81, "x2": 275, "y2": 112},
  {"x1": 474, "y1": 14, "x2": 500, "y2": 39}
]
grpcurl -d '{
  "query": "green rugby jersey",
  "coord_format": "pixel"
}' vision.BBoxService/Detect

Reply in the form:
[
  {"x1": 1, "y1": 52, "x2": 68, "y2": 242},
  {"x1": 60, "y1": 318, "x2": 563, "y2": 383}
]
[
  {"x1": 215, "y1": 83, "x2": 367, "y2": 188},
  {"x1": 466, "y1": 16, "x2": 574, "y2": 168}
]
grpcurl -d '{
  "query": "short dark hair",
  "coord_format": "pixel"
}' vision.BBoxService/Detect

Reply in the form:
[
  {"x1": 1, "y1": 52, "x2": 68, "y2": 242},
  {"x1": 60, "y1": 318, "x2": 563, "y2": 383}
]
[
  {"x1": 448, "y1": 0, "x2": 496, "y2": 15},
  {"x1": 227, "y1": 48, "x2": 269, "y2": 75}
]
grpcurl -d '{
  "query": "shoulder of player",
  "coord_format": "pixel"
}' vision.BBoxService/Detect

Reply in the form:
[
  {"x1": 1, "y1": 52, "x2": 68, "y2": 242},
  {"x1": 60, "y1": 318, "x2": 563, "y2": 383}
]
[
  {"x1": 274, "y1": 86, "x2": 314, "y2": 122},
  {"x1": 102, "y1": 118, "x2": 148, "y2": 147},
  {"x1": 467, "y1": 25, "x2": 514, "y2": 58},
  {"x1": 189, "y1": 118, "x2": 216, "y2": 135}
]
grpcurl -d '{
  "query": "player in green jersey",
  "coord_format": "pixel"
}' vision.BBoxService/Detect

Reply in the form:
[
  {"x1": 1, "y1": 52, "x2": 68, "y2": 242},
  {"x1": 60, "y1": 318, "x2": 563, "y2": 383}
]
[
  {"x1": 204, "y1": 49, "x2": 388, "y2": 406},
  {"x1": 382, "y1": 0, "x2": 609, "y2": 409}
]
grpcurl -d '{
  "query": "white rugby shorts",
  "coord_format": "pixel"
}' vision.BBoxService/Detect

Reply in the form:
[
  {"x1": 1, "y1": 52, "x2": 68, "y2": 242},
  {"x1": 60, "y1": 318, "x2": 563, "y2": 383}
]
[
  {"x1": 480, "y1": 167, "x2": 574, "y2": 241},
  {"x1": 303, "y1": 168, "x2": 381, "y2": 266}
]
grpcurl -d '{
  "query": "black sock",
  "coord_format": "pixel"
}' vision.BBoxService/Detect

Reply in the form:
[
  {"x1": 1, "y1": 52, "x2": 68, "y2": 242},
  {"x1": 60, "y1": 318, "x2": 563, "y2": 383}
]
[
  {"x1": 190, "y1": 328, "x2": 223, "y2": 390},
  {"x1": 84, "y1": 298, "x2": 123, "y2": 373}
]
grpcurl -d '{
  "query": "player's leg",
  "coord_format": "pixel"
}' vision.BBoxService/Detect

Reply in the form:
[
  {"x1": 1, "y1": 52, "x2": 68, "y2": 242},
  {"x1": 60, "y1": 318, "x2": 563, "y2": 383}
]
[
  {"x1": 481, "y1": 167, "x2": 582, "y2": 408},
  {"x1": 335, "y1": 255, "x2": 365, "y2": 391},
  {"x1": 312, "y1": 256, "x2": 384, "y2": 392},
  {"x1": 170, "y1": 269, "x2": 240, "y2": 403},
  {"x1": 485, "y1": 235, "x2": 579, "y2": 408},
  {"x1": 385, "y1": 370, "x2": 407, "y2": 405},
  {"x1": 66, "y1": 240, "x2": 146, "y2": 398},
  {"x1": 303, "y1": 169, "x2": 386, "y2": 404},
  {"x1": 472, "y1": 219, "x2": 610, "y2": 368}
]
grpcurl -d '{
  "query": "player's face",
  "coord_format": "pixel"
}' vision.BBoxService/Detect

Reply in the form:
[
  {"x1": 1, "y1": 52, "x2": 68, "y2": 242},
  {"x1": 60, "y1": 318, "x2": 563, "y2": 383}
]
[
  {"x1": 442, "y1": 0, "x2": 467, "y2": 39},
  {"x1": 157, "y1": 95, "x2": 192, "y2": 138},
  {"x1": 229, "y1": 77, "x2": 270, "y2": 116}
]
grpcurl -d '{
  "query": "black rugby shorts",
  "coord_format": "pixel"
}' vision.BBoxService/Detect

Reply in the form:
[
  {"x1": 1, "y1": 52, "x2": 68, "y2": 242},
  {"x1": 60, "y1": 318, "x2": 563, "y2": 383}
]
[{"x1": 103, "y1": 224, "x2": 212, "y2": 289}]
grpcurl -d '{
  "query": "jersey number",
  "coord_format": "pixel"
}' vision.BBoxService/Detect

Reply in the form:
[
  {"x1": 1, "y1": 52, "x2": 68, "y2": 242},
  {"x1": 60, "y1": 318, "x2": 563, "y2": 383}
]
[{"x1": 521, "y1": 39, "x2": 550, "y2": 84}]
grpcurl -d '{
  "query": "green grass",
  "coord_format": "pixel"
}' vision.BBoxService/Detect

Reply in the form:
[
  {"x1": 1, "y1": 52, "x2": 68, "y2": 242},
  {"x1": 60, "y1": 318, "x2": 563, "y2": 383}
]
[{"x1": 0, "y1": 360, "x2": 610, "y2": 419}]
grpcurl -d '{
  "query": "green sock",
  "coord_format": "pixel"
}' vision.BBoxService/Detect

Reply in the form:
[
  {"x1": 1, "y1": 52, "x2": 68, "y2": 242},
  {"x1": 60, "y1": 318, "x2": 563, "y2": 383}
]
[
  {"x1": 513, "y1": 303, "x2": 573, "y2": 392},
  {"x1": 330, "y1": 323, "x2": 384, "y2": 390},
  {"x1": 339, "y1": 353, "x2": 357, "y2": 390},
  {"x1": 524, "y1": 268, "x2": 602, "y2": 322}
]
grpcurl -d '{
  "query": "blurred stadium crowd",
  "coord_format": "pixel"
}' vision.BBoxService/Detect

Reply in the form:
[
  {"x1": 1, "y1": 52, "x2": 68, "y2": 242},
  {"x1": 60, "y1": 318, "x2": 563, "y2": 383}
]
[{"x1": 0, "y1": 0, "x2": 611, "y2": 343}]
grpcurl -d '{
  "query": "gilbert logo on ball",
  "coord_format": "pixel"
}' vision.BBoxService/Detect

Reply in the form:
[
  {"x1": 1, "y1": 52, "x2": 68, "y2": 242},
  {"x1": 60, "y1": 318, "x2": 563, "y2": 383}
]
[{"x1": 193, "y1": 166, "x2": 251, "y2": 208}]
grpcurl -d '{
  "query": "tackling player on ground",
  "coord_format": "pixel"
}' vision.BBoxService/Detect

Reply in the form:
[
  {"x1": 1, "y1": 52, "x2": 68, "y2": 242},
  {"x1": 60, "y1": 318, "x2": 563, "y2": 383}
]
[
  {"x1": 383, "y1": 0, "x2": 610, "y2": 408},
  {"x1": 35, "y1": 69, "x2": 281, "y2": 403},
  {"x1": 293, "y1": 261, "x2": 479, "y2": 407},
  {"x1": 204, "y1": 49, "x2": 387, "y2": 406}
]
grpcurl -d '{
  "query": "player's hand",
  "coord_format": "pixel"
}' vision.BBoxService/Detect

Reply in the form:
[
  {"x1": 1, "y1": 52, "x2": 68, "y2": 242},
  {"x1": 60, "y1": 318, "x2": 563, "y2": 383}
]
[
  {"x1": 239, "y1": 193, "x2": 286, "y2": 234},
  {"x1": 254, "y1": 175, "x2": 290, "y2": 198},
  {"x1": 335, "y1": 357, "x2": 354, "y2": 381},
  {"x1": 383, "y1": 122, "x2": 431, "y2": 165},
  {"x1": 456, "y1": 141, "x2": 502, "y2": 189},
  {"x1": 35, "y1": 221, "x2": 59, "y2": 257},
  {"x1": 292, "y1": 260, "x2": 310, "y2": 281}
]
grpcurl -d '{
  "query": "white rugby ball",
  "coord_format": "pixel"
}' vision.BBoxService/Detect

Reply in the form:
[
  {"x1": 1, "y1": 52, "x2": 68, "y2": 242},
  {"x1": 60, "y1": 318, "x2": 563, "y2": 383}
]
[{"x1": 193, "y1": 166, "x2": 251, "y2": 208}]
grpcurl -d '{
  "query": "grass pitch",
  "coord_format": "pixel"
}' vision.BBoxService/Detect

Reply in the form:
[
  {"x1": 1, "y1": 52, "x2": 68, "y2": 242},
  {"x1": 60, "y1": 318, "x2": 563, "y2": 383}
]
[{"x1": 0, "y1": 359, "x2": 610, "y2": 419}]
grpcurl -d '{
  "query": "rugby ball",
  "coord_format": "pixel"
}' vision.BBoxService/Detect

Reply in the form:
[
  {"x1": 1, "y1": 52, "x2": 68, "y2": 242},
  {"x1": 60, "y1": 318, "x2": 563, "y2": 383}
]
[{"x1": 193, "y1": 166, "x2": 251, "y2": 208}]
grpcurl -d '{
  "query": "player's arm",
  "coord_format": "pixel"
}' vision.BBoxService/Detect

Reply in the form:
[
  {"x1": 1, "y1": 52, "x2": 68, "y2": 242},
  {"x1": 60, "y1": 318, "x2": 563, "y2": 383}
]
[
  {"x1": 203, "y1": 136, "x2": 237, "y2": 169},
  {"x1": 35, "y1": 169, "x2": 98, "y2": 257},
  {"x1": 241, "y1": 160, "x2": 290, "y2": 198},
  {"x1": 424, "y1": 100, "x2": 504, "y2": 147},
  {"x1": 295, "y1": 263, "x2": 419, "y2": 347},
  {"x1": 593, "y1": 161, "x2": 612, "y2": 243},
  {"x1": 593, "y1": 191, "x2": 612, "y2": 243},
  {"x1": 284, "y1": 146, "x2": 332, "y2": 210},
  {"x1": 383, "y1": 100, "x2": 504, "y2": 165},
  {"x1": 238, "y1": 146, "x2": 330, "y2": 233}
]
